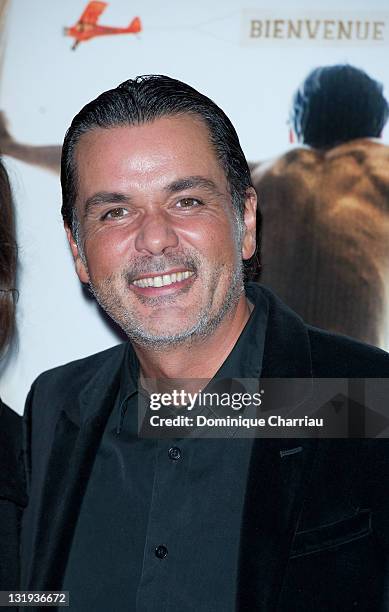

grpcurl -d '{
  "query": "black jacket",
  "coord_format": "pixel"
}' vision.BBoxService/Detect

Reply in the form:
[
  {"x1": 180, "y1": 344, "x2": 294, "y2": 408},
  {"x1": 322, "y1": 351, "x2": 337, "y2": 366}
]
[
  {"x1": 0, "y1": 400, "x2": 27, "y2": 601},
  {"x1": 21, "y1": 285, "x2": 389, "y2": 611}
]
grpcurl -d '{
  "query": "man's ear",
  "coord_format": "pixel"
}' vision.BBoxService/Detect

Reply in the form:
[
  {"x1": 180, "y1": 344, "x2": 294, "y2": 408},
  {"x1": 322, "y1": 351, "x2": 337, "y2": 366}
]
[
  {"x1": 65, "y1": 223, "x2": 90, "y2": 284},
  {"x1": 241, "y1": 187, "x2": 257, "y2": 261}
]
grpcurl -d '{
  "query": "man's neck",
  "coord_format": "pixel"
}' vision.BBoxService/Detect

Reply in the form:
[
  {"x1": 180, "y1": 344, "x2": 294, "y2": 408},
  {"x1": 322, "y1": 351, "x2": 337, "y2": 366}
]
[{"x1": 134, "y1": 295, "x2": 253, "y2": 383}]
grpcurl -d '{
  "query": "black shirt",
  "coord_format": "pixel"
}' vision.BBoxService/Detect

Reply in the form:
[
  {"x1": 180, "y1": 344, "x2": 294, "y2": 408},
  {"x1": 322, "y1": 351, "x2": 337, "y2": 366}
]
[{"x1": 62, "y1": 286, "x2": 268, "y2": 611}]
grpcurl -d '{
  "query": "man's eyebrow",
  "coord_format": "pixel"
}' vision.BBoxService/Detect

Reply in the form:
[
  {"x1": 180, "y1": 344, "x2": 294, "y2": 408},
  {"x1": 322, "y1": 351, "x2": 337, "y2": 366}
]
[
  {"x1": 83, "y1": 192, "x2": 131, "y2": 217},
  {"x1": 165, "y1": 176, "x2": 223, "y2": 196}
]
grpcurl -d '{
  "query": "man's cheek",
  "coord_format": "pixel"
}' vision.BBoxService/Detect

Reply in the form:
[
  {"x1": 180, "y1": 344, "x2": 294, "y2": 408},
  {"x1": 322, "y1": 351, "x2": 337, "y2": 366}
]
[{"x1": 85, "y1": 237, "x2": 125, "y2": 272}]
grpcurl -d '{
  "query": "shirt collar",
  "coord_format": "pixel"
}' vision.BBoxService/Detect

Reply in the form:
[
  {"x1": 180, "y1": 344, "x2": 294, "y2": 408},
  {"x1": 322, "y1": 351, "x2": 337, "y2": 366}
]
[
  {"x1": 115, "y1": 342, "x2": 139, "y2": 434},
  {"x1": 214, "y1": 283, "x2": 268, "y2": 381}
]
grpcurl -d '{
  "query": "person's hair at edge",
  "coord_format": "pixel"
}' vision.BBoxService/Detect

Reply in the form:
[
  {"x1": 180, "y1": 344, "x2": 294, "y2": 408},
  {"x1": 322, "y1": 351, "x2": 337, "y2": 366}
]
[
  {"x1": 291, "y1": 64, "x2": 389, "y2": 149},
  {"x1": 0, "y1": 158, "x2": 17, "y2": 356},
  {"x1": 61, "y1": 74, "x2": 260, "y2": 279}
]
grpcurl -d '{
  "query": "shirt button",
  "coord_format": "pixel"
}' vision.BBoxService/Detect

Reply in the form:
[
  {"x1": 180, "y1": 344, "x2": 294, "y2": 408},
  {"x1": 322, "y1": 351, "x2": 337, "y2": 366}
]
[
  {"x1": 155, "y1": 545, "x2": 168, "y2": 559},
  {"x1": 168, "y1": 446, "x2": 182, "y2": 461}
]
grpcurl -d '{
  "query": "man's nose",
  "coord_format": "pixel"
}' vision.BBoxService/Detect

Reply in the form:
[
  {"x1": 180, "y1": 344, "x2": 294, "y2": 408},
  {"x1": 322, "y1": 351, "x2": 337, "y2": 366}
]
[{"x1": 134, "y1": 212, "x2": 179, "y2": 255}]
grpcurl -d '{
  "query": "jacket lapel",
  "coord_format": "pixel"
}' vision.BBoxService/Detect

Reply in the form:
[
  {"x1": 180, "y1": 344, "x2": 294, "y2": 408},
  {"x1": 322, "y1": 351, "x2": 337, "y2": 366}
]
[
  {"x1": 237, "y1": 287, "x2": 318, "y2": 611},
  {"x1": 27, "y1": 352, "x2": 123, "y2": 590}
]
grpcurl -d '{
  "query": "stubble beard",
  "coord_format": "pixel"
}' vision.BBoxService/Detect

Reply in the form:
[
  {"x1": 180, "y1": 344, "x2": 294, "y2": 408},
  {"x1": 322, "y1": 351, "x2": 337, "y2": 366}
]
[{"x1": 87, "y1": 251, "x2": 245, "y2": 351}]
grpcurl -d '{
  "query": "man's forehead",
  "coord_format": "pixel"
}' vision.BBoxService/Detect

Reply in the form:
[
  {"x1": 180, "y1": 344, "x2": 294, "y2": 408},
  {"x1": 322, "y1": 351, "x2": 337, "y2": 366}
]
[
  {"x1": 74, "y1": 115, "x2": 228, "y2": 192},
  {"x1": 75, "y1": 114, "x2": 212, "y2": 153}
]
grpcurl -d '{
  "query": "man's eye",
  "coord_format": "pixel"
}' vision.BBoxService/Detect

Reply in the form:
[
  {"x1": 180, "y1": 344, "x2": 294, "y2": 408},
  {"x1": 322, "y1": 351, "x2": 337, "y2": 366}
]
[
  {"x1": 175, "y1": 198, "x2": 203, "y2": 209},
  {"x1": 102, "y1": 207, "x2": 128, "y2": 220}
]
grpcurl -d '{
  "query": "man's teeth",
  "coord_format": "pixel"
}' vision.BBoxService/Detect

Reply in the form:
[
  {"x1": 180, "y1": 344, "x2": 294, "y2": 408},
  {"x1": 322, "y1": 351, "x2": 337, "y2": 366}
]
[{"x1": 133, "y1": 271, "x2": 194, "y2": 288}]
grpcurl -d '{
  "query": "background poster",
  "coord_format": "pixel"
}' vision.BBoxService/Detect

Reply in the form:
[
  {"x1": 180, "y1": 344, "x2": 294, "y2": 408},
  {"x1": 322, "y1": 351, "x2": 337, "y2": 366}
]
[{"x1": 1, "y1": 0, "x2": 388, "y2": 414}]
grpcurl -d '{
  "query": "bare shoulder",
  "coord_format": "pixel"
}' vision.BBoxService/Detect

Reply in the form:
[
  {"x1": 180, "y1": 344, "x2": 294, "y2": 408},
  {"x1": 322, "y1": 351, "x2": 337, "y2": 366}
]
[{"x1": 251, "y1": 147, "x2": 321, "y2": 182}]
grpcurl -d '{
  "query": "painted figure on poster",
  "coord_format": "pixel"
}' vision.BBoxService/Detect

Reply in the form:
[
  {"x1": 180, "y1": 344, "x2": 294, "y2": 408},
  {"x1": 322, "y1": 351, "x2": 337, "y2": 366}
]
[{"x1": 251, "y1": 65, "x2": 389, "y2": 349}]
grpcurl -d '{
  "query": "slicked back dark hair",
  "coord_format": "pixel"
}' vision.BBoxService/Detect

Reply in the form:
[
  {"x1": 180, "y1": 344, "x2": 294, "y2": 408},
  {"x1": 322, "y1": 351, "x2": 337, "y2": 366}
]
[{"x1": 291, "y1": 64, "x2": 389, "y2": 149}]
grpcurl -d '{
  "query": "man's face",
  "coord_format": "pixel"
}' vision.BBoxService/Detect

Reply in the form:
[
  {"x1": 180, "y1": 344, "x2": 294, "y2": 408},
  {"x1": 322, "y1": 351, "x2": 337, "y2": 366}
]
[{"x1": 67, "y1": 115, "x2": 256, "y2": 347}]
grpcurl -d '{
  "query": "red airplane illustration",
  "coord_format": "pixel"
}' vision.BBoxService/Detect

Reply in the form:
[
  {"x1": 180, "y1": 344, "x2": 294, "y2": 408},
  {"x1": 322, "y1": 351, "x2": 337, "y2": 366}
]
[{"x1": 64, "y1": 1, "x2": 142, "y2": 50}]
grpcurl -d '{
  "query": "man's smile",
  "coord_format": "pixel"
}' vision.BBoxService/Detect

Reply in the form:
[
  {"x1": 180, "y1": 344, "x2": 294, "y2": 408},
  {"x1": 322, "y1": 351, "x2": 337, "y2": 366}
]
[{"x1": 130, "y1": 268, "x2": 196, "y2": 296}]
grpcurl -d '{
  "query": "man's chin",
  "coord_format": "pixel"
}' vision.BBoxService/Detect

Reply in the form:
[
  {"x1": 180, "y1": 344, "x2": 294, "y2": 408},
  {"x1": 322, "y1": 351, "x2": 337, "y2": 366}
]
[
  {"x1": 126, "y1": 327, "x2": 197, "y2": 350},
  {"x1": 122, "y1": 311, "x2": 215, "y2": 348}
]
